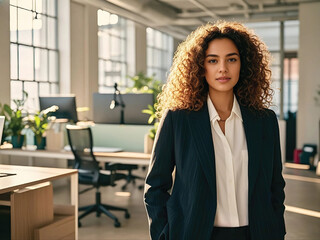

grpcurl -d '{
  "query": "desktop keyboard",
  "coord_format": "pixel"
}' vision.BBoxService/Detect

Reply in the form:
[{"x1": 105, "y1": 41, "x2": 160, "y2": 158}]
[{"x1": 64, "y1": 145, "x2": 123, "y2": 153}]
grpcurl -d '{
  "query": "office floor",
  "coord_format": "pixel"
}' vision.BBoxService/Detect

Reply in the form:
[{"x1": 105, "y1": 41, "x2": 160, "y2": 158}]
[{"x1": 54, "y1": 165, "x2": 320, "y2": 240}]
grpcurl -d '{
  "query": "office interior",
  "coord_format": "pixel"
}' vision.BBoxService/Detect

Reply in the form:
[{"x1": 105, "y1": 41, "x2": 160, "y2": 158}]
[{"x1": 0, "y1": 0, "x2": 319, "y2": 239}]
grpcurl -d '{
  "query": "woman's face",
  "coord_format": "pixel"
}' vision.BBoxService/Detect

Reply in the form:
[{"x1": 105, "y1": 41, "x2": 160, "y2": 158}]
[{"x1": 204, "y1": 38, "x2": 241, "y2": 95}]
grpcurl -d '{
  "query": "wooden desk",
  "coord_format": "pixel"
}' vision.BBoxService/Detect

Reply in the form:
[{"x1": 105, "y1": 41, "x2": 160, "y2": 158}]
[
  {"x1": 0, "y1": 149, "x2": 151, "y2": 166},
  {"x1": 0, "y1": 165, "x2": 78, "y2": 240}
]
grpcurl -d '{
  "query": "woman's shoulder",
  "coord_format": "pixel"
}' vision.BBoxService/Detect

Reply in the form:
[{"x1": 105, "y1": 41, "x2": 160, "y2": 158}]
[
  {"x1": 159, "y1": 108, "x2": 198, "y2": 127},
  {"x1": 166, "y1": 108, "x2": 191, "y2": 120},
  {"x1": 261, "y1": 108, "x2": 276, "y2": 117},
  {"x1": 241, "y1": 105, "x2": 277, "y2": 120}
]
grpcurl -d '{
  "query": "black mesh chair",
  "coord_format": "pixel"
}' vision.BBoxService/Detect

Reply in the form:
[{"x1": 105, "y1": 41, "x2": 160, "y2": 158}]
[
  {"x1": 105, "y1": 163, "x2": 145, "y2": 190},
  {"x1": 66, "y1": 125, "x2": 130, "y2": 227}
]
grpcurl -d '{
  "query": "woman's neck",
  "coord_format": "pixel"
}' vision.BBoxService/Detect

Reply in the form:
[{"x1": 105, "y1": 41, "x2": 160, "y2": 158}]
[{"x1": 208, "y1": 90, "x2": 234, "y2": 114}]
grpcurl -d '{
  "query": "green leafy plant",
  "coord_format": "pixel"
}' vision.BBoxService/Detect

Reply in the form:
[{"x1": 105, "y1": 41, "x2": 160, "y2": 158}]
[
  {"x1": 127, "y1": 72, "x2": 162, "y2": 103},
  {"x1": 127, "y1": 72, "x2": 163, "y2": 140},
  {"x1": 142, "y1": 104, "x2": 160, "y2": 140},
  {"x1": 0, "y1": 91, "x2": 28, "y2": 140},
  {"x1": 26, "y1": 105, "x2": 59, "y2": 138}
]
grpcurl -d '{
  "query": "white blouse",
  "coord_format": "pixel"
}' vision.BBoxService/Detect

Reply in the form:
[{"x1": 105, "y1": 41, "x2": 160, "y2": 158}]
[{"x1": 207, "y1": 95, "x2": 249, "y2": 227}]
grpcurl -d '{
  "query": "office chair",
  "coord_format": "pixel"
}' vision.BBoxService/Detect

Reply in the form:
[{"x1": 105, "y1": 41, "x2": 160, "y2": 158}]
[
  {"x1": 105, "y1": 162, "x2": 145, "y2": 190},
  {"x1": 66, "y1": 125, "x2": 130, "y2": 228}
]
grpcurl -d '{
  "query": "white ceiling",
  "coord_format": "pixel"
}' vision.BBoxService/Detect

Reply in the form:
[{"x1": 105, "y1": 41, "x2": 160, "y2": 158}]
[{"x1": 79, "y1": 0, "x2": 319, "y2": 39}]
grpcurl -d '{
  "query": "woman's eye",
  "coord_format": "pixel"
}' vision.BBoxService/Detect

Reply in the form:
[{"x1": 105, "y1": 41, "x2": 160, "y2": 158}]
[
  {"x1": 208, "y1": 59, "x2": 217, "y2": 63},
  {"x1": 228, "y1": 58, "x2": 237, "y2": 62}
]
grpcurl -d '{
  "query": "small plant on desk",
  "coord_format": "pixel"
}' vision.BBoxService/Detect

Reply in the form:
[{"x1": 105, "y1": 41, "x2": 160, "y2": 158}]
[
  {"x1": 127, "y1": 72, "x2": 162, "y2": 153},
  {"x1": 142, "y1": 103, "x2": 159, "y2": 140},
  {"x1": 0, "y1": 91, "x2": 28, "y2": 148},
  {"x1": 25, "y1": 105, "x2": 59, "y2": 149}
]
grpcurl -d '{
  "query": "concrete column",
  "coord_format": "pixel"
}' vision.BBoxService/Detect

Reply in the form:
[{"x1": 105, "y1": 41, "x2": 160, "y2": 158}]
[
  {"x1": 279, "y1": 21, "x2": 284, "y2": 120},
  {"x1": 135, "y1": 23, "x2": 147, "y2": 75},
  {"x1": 58, "y1": 0, "x2": 71, "y2": 94},
  {"x1": 70, "y1": 1, "x2": 98, "y2": 120},
  {"x1": 0, "y1": 0, "x2": 10, "y2": 105},
  {"x1": 297, "y1": 2, "x2": 320, "y2": 149}
]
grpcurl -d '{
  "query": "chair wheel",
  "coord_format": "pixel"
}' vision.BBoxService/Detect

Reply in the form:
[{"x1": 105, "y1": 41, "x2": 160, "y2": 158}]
[
  {"x1": 125, "y1": 212, "x2": 130, "y2": 219},
  {"x1": 138, "y1": 185, "x2": 144, "y2": 190},
  {"x1": 97, "y1": 212, "x2": 101, "y2": 217},
  {"x1": 78, "y1": 221, "x2": 82, "y2": 228},
  {"x1": 114, "y1": 221, "x2": 121, "y2": 227},
  {"x1": 121, "y1": 185, "x2": 127, "y2": 191}
]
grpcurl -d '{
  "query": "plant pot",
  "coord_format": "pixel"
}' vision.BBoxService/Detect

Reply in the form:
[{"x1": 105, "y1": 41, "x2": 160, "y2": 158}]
[
  {"x1": 34, "y1": 135, "x2": 46, "y2": 150},
  {"x1": 144, "y1": 134, "x2": 154, "y2": 154},
  {"x1": 11, "y1": 135, "x2": 24, "y2": 148}
]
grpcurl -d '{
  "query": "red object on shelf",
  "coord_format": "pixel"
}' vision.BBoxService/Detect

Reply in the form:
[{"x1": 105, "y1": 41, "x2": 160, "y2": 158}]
[{"x1": 293, "y1": 149, "x2": 303, "y2": 163}]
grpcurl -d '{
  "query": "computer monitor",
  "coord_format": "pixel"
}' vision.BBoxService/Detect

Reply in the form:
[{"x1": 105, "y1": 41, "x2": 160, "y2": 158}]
[
  {"x1": 39, "y1": 96, "x2": 78, "y2": 123},
  {"x1": 93, "y1": 93, "x2": 154, "y2": 125}
]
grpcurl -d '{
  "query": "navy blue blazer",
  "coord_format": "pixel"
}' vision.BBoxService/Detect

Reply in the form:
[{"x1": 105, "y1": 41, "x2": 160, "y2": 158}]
[{"x1": 144, "y1": 102, "x2": 286, "y2": 240}]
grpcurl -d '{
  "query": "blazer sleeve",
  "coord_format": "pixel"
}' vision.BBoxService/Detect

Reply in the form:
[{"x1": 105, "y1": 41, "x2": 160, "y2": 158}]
[
  {"x1": 144, "y1": 110, "x2": 175, "y2": 240},
  {"x1": 270, "y1": 110, "x2": 286, "y2": 237}
]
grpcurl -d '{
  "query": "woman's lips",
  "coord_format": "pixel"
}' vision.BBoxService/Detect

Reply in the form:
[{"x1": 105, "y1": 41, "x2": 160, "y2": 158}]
[{"x1": 216, "y1": 77, "x2": 231, "y2": 83}]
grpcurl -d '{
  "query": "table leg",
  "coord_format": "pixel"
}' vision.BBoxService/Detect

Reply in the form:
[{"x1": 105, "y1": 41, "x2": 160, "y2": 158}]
[{"x1": 71, "y1": 173, "x2": 78, "y2": 240}]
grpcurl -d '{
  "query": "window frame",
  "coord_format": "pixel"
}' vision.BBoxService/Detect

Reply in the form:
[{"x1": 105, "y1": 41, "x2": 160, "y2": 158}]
[
  {"x1": 146, "y1": 27, "x2": 173, "y2": 82},
  {"x1": 98, "y1": 10, "x2": 128, "y2": 93},
  {"x1": 9, "y1": 0, "x2": 59, "y2": 111}
]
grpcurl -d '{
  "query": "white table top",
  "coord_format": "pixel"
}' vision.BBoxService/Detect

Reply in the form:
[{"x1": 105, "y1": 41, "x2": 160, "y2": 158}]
[{"x1": 0, "y1": 164, "x2": 77, "y2": 194}]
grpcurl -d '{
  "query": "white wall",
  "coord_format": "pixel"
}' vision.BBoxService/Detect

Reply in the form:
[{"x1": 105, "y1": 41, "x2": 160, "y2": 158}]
[
  {"x1": 297, "y1": 2, "x2": 320, "y2": 149},
  {"x1": 0, "y1": 0, "x2": 10, "y2": 105}
]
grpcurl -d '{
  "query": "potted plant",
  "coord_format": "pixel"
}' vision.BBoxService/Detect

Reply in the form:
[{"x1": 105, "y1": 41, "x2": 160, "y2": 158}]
[
  {"x1": 0, "y1": 92, "x2": 28, "y2": 148},
  {"x1": 127, "y1": 72, "x2": 162, "y2": 103},
  {"x1": 26, "y1": 105, "x2": 59, "y2": 149},
  {"x1": 142, "y1": 103, "x2": 160, "y2": 153},
  {"x1": 127, "y1": 72, "x2": 163, "y2": 153}
]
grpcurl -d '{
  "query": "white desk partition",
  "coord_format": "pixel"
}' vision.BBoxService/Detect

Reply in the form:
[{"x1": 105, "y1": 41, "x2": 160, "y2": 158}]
[
  {"x1": 91, "y1": 124, "x2": 152, "y2": 152},
  {"x1": 0, "y1": 149, "x2": 151, "y2": 166}
]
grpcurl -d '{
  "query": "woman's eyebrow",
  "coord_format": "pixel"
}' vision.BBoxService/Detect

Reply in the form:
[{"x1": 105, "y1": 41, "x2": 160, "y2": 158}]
[{"x1": 206, "y1": 52, "x2": 240, "y2": 58}]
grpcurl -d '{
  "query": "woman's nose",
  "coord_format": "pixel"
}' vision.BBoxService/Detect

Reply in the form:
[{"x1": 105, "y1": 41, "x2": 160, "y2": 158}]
[{"x1": 219, "y1": 62, "x2": 228, "y2": 73}]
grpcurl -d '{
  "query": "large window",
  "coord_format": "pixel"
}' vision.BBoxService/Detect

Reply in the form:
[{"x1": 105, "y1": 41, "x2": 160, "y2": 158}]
[
  {"x1": 284, "y1": 54, "x2": 299, "y2": 114},
  {"x1": 245, "y1": 21, "x2": 299, "y2": 117},
  {"x1": 98, "y1": 10, "x2": 129, "y2": 93},
  {"x1": 147, "y1": 28, "x2": 173, "y2": 82},
  {"x1": 10, "y1": 0, "x2": 59, "y2": 112}
]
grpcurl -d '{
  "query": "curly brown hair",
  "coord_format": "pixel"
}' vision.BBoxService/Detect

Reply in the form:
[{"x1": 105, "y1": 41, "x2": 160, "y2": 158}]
[{"x1": 157, "y1": 21, "x2": 273, "y2": 117}]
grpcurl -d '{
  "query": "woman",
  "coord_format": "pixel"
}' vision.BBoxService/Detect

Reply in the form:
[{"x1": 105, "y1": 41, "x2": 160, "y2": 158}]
[{"x1": 144, "y1": 21, "x2": 286, "y2": 240}]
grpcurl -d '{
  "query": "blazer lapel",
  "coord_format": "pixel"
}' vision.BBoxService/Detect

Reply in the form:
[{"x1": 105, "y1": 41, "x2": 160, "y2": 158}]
[
  {"x1": 186, "y1": 103, "x2": 262, "y2": 201},
  {"x1": 240, "y1": 106, "x2": 263, "y2": 200},
  {"x1": 187, "y1": 102, "x2": 216, "y2": 196}
]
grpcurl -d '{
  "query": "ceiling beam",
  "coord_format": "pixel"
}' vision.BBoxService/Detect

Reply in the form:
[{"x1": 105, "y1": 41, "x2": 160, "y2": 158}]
[
  {"x1": 237, "y1": 0, "x2": 250, "y2": 18},
  {"x1": 188, "y1": 0, "x2": 219, "y2": 19},
  {"x1": 178, "y1": 4, "x2": 299, "y2": 18}
]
